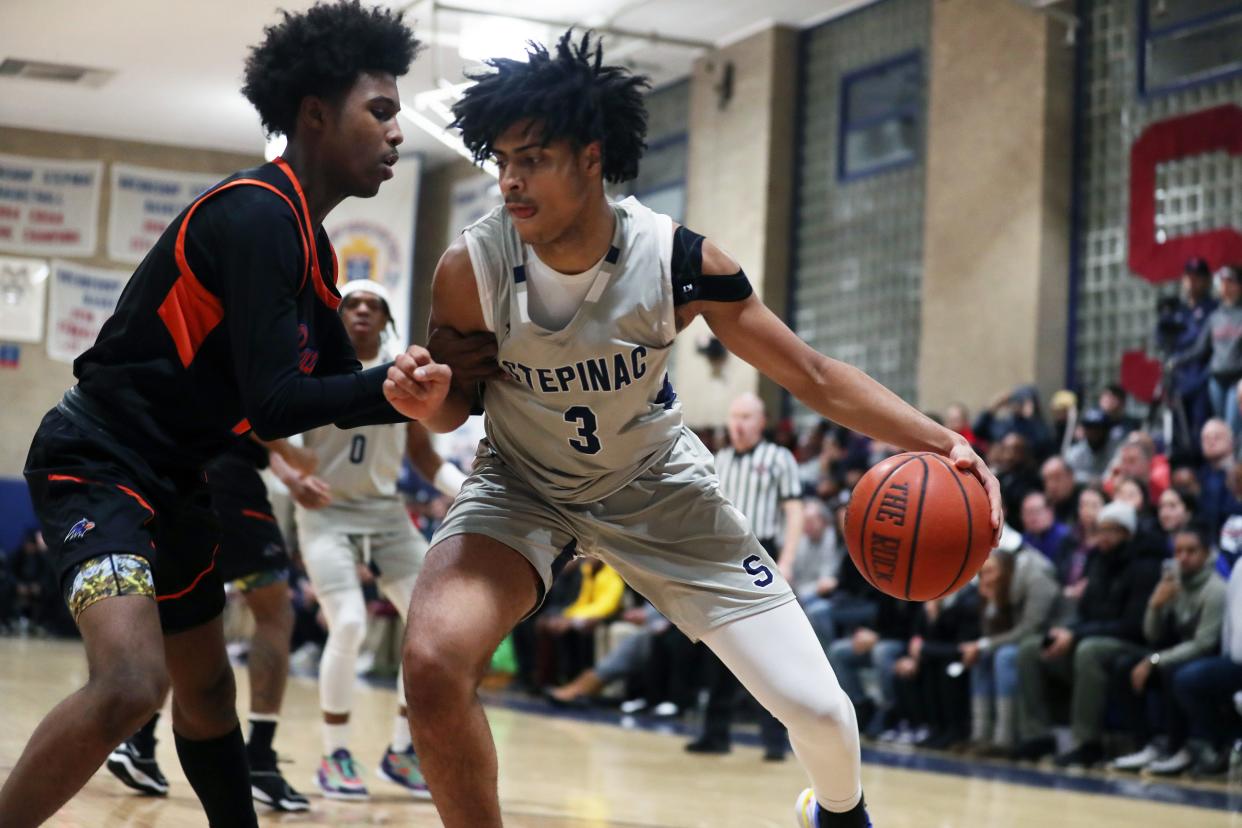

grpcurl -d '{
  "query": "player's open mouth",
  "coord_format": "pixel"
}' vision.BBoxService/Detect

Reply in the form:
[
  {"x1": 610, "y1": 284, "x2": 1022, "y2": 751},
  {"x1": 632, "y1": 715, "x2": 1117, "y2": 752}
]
[
  {"x1": 506, "y1": 203, "x2": 536, "y2": 220},
  {"x1": 380, "y1": 154, "x2": 398, "y2": 179}
]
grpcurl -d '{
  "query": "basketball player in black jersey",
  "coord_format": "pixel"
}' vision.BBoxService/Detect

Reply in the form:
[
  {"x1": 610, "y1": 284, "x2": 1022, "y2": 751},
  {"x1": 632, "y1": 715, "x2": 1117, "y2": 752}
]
[{"x1": 0, "y1": 4, "x2": 450, "y2": 826}]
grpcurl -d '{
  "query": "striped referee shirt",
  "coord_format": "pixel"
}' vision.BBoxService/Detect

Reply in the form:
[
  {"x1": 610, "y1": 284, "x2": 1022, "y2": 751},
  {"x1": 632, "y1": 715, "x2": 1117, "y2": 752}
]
[{"x1": 715, "y1": 440, "x2": 802, "y2": 541}]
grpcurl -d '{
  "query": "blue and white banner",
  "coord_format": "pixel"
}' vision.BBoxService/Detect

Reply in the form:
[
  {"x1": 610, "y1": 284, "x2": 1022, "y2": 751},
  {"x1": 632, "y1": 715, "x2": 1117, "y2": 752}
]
[
  {"x1": 0, "y1": 153, "x2": 102, "y2": 257},
  {"x1": 325, "y1": 157, "x2": 421, "y2": 344},
  {"x1": 107, "y1": 163, "x2": 219, "y2": 264},
  {"x1": 0, "y1": 255, "x2": 50, "y2": 343},
  {"x1": 47, "y1": 259, "x2": 128, "y2": 364}
]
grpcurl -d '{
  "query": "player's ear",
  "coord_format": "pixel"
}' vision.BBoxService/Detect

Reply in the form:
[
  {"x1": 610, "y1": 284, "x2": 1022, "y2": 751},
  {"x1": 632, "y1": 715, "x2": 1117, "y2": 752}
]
[
  {"x1": 581, "y1": 141, "x2": 603, "y2": 177},
  {"x1": 299, "y1": 95, "x2": 331, "y2": 135}
]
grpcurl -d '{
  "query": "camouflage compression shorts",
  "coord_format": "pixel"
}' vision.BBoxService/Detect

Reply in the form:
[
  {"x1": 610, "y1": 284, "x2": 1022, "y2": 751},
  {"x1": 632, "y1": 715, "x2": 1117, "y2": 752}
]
[{"x1": 63, "y1": 553, "x2": 156, "y2": 620}]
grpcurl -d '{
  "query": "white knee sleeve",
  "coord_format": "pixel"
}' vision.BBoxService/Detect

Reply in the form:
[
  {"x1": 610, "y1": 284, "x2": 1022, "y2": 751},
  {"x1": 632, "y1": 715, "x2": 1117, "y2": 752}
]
[
  {"x1": 701, "y1": 600, "x2": 862, "y2": 811},
  {"x1": 318, "y1": 588, "x2": 368, "y2": 715}
]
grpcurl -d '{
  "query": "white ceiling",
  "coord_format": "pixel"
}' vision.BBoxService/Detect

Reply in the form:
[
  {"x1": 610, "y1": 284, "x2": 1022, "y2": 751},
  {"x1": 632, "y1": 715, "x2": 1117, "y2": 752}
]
[{"x1": 0, "y1": 0, "x2": 865, "y2": 167}]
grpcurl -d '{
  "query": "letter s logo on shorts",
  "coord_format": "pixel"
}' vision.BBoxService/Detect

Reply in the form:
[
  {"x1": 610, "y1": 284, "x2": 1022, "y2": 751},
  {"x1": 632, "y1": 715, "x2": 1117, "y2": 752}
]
[
  {"x1": 742, "y1": 554, "x2": 774, "y2": 588},
  {"x1": 1129, "y1": 105, "x2": 1242, "y2": 283}
]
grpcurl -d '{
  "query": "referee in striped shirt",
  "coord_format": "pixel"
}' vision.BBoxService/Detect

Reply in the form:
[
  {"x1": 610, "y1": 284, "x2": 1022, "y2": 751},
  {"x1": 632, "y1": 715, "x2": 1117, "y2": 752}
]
[{"x1": 686, "y1": 392, "x2": 804, "y2": 760}]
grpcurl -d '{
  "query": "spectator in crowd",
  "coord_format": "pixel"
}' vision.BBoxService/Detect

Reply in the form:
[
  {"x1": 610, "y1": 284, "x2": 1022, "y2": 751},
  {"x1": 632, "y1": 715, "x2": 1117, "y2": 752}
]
[
  {"x1": 1129, "y1": 431, "x2": 1171, "y2": 501},
  {"x1": 961, "y1": 528, "x2": 1062, "y2": 757},
  {"x1": 827, "y1": 592, "x2": 921, "y2": 738},
  {"x1": 1064, "y1": 408, "x2": 1122, "y2": 485},
  {"x1": 1106, "y1": 437, "x2": 1167, "y2": 503},
  {"x1": 1099, "y1": 384, "x2": 1141, "y2": 442},
  {"x1": 1197, "y1": 418, "x2": 1239, "y2": 536},
  {"x1": 547, "y1": 601, "x2": 695, "y2": 719},
  {"x1": 1163, "y1": 257, "x2": 1218, "y2": 444},
  {"x1": 513, "y1": 560, "x2": 583, "y2": 693},
  {"x1": 1019, "y1": 491, "x2": 1072, "y2": 565},
  {"x1": 945, "y1": 403, "x2": 984, "y2": 454},
  {"x1": 1112, "y1": 476, "x2": 1165, "y2": 555},
  {"x1": 1013, "y1": 501, "x2": 1162, "y2": 766},
  {"x1": 9, "y1": 530, "x2": 58, "y2": 635},
  {"x1": 1160, "y1": 550, "x2": 1242, "y2": 776},
  {"x1": 802, "y1": 497, "x2": 881, "y2": 650},
  {"x1": 790, "y1": 499, "x2": 846, "y2": 646},
  {"x1": 891, "y1": 585, "x2": 981, "y2": 750},
  {"x1": 1111, "y1": 524, "x2": 1226, "y2": 775},
  {"x1": 534, "y1": 558, "x2": 625, "y2": 689},
  {"x1": 0, "y1": 542, "x2": 16, "y2": 632},
  {"x1": 1156, "y1": 488, "x2": 1197, "y2": 554},
  {"x1": 1059, "y1": 485, "x2": 1106, "y2": 606},
  {"x1": 996, "y1": 433, "x2": 1043, "y2": 522},
  {"x1": 1049, "y1": 390, "x2": 1078, "y2": 454},
  {"x1": 1177, "y1": 264, "x2": 1242, "y2": 436},
  {"x1": 1040, "y1": 455, "x2": 1081, "y2": 526},
  {"x1": 975, "y1": 385, "x2": 1054, "y2": 460}
]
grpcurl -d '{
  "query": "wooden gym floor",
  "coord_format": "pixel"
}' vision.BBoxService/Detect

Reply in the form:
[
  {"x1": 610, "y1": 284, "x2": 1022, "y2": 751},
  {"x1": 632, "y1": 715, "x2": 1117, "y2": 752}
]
[{"x1": 1, "y1": 637, "x2": 1238, "y2": 827}]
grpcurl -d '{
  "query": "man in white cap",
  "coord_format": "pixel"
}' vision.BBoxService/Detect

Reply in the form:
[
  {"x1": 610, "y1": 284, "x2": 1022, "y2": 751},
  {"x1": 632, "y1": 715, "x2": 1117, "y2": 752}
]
[
  {"x1": 1012, "y1": 500, "x2": 1162, "y2": 767},
  {"x1": 279, "y1": 279, "x2": 467, "y2": 801}
]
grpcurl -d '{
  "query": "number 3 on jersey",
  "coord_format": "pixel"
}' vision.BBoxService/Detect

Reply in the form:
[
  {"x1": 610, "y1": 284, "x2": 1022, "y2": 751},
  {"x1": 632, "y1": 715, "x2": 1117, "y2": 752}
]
[{"x1": 563, "y1": 406, "x2": 601, "y2": 455}]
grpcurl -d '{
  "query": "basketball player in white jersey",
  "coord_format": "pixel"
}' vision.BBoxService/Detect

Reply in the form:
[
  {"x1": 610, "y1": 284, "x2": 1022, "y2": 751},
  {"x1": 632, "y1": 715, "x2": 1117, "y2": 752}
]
[
  {"x1": 381, "y1": 32, "x2": 1002, "y2": 828},
  {"x1": 288, "y1": 278, "x2": 466, "y2": 801}
]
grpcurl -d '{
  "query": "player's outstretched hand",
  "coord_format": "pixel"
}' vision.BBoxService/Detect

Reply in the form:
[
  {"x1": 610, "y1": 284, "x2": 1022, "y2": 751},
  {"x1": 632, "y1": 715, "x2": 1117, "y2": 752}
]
[
  {"x1": 949, "y1": 440, "x2": 1003, "y2": 546},
  {"x1": 384, "y1": 345, "x2": 452, "y2": 421},
  {"x1": 427, "y1": 327, "x2": 505, "y2": 392}
]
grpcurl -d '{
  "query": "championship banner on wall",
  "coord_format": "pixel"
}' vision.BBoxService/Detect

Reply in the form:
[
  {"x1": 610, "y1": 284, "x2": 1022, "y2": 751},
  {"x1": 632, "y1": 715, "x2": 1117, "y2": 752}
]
[
  {"x1": 0, "y1": 255, "x2": 50, "y2": 343},
  {"x1": 325, "y1": 157, "x2": 420, "y2": 344},
  {"x1": 107, "y1": 163, "x2": 219, "y2": 264},
  {"x1": 0, "y1": 153, "x2": 103, "y2": 258},
  {"x1": 448, "y1": 172, "x2": 501, "y2": 247},
  {"x1": 46, "y1": 259, "x2": 129, "y2": 364}
]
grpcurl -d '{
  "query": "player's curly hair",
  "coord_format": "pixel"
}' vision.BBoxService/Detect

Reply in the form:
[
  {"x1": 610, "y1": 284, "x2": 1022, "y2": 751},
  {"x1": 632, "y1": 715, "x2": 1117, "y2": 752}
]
[
  {"x1": 451, "y1": 30, "x2": 651, "y2": 183},
  {"x1": 242, "y1": 0, "x2": 419, "y2": 138}
]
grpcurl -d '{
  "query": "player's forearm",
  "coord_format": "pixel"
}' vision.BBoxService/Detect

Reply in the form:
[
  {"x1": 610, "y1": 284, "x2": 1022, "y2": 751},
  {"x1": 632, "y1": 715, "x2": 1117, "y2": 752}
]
[
  {"x1": 794, "y1": 357, "x2": 961, "y2": 455},
  {"x1": 422, "y1": 386, "x2": 473, "y2": 433}
]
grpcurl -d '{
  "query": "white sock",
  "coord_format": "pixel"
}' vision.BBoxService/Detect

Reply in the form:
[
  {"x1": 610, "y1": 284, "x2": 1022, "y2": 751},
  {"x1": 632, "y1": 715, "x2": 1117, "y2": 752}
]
[
  {"x1": 323, "y1": 721, "x2": 350, "y2": 756},
  {"x1": 391, "y1": 712, "x2": 412, "y2": 752}
]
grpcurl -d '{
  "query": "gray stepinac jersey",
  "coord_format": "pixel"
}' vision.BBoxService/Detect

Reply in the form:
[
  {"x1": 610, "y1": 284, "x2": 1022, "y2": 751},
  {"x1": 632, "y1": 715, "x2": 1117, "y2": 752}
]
[
  {"x1": 298, "y1": 353, "x2": 408, "y2": 533},
  {"x1": 462, "y1": 196, "x2": 682, "y2": 504}
]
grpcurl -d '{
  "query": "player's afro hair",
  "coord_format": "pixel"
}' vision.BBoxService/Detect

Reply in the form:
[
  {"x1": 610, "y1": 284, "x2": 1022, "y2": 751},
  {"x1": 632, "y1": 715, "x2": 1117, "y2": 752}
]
[
  {"x1": 242, "y1": 0, "x2": 419, "y2": 138},
  {"x1": 451, "y1": 30, "x2": 651, "y2": 184}
]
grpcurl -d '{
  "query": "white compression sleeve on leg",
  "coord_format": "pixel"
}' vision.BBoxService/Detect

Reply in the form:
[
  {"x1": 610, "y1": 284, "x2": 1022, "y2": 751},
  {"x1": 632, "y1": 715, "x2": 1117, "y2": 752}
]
[
  {"x1": 317, "y1": 588, "x2": 368, "y2": 716},
  {"x1": 700, "y1": 599, "x2": 862, "y2": 811}
]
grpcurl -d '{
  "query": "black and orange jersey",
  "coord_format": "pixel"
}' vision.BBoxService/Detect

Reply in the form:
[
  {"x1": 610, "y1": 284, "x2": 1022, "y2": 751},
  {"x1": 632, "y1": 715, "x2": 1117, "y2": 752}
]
[{"x1": 66, "y1": 158, "x2": 403, "y2": 472}]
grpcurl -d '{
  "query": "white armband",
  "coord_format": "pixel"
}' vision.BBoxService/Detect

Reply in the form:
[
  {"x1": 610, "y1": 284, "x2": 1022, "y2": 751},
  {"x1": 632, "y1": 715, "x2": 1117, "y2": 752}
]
[{"x1": 433, "y1": 462, "x2": 467, "y2": 498}]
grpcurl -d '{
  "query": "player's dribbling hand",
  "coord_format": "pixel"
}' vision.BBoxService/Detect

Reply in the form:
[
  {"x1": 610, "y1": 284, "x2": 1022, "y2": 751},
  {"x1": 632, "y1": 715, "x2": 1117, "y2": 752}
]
[
  {"x1": 384, "y1": 346, "x2": 452, "y2": 420},
  {"x1": 948, "y1": 439, "x2": 1003, "y2": 546}
]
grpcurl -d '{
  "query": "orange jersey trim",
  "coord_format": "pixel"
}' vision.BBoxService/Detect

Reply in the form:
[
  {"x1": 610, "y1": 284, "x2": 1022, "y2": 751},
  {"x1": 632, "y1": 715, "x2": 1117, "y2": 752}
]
[
  {"x1": 273, "y1": 158, "x2": 341, "y2": 311},
  {"x1": 156, "y1": 545, "x2": 219, "y2": 602},
  {"x1": 241, "y1": 508, "x2": 277, "y2": 523},
  {"x1": 159, "y1": 178, "x2": 309, "y2": 368}
]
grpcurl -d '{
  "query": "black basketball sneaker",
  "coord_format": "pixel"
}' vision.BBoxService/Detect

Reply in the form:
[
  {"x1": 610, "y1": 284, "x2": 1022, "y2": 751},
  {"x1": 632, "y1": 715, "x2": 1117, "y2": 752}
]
[{"x1": 106, "y1": 739, "x2": 169, "y2": 797}]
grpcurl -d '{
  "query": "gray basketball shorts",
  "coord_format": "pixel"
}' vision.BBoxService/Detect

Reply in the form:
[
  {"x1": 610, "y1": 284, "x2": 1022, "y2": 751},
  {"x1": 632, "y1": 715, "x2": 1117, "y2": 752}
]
[
  {"x1": 432, "y1": 428, "x2": 795, "y2": 641},
  {"x1": 299, "y1": 508, "x2": 427, "y2": 596}
]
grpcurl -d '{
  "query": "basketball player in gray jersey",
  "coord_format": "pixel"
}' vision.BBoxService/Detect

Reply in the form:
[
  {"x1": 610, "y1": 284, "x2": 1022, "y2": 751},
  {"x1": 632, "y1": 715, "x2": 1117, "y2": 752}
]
[
  {"x1": 292, "y1": 278, "x2": 466, "y2": 802},
  {"x1": 382, "y1": 32, "x2": 1002, "y2": 828}
]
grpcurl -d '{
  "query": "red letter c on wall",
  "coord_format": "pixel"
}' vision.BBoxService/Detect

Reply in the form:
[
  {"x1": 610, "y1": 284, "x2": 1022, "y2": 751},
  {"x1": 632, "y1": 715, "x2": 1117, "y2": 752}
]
[{"x1": 1129, "y1": 104, "x2": 1242, "y2": 284}]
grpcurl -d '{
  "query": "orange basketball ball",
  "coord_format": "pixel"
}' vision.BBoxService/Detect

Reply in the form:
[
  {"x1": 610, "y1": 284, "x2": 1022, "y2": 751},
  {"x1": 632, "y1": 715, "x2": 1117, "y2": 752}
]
[{"x1": 844, "y1": 452, "x2": 993, "y2": 601}]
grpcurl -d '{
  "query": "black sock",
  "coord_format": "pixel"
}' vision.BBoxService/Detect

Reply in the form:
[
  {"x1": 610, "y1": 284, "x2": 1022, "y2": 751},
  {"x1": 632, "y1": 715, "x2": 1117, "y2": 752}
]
[
  {"x1": 174, "y1": 725, "x2": 258, "y2": 828},
  {"x1": 132, "y1": 712, "x2": 160, "y2": 754},
  {"x1": 247, "y1": 718, "x2": 278, "y2": 769},
  {"x1": 818, "y1": 794, "x2": 869, "y2": 828}
]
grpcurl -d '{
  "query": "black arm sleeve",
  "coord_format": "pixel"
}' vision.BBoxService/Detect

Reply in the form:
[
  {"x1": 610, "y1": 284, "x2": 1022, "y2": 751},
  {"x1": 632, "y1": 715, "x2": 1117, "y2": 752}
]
[
  {"x1": 202, "y1": 195, "x2": 399, "y2": 439},
  {"x1": 670, "y1": 225, "x2": 753, "y2": 305}
]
